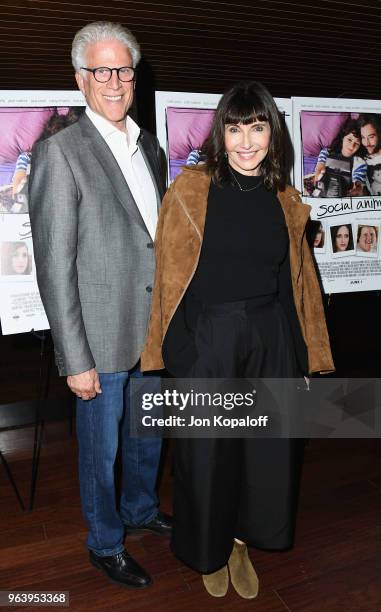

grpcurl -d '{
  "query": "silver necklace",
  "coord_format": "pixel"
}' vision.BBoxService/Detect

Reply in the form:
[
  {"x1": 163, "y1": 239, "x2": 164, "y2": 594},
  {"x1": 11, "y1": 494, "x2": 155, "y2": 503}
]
[{"x1": 228, "y1": 167, "x2": 262, "y2": 192}]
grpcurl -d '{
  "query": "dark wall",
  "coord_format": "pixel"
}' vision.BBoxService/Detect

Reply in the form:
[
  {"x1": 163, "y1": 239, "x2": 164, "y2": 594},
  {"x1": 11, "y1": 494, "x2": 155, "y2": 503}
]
[{"x1": 0, "y1": 0, "x2": 379, "y2": 99}]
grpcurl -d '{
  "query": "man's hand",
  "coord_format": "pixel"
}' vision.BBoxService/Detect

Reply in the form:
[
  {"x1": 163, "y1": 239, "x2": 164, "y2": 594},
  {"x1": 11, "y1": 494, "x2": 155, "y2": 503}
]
[{"x1": 67, "y1": 368, "x2": 102, "y2": 401}]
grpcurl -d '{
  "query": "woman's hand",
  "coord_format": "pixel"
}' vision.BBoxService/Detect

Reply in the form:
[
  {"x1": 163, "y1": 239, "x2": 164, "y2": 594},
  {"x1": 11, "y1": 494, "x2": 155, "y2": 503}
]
[
  {"x1": 12, "y1": 169, "x2": 27, "y2": 198},
  {"x1": 314, "y1": 162, "x2": 326, "y2": 184},
  {"x1": 348, "y1": 181, "x2": 364, "y2": 197}
]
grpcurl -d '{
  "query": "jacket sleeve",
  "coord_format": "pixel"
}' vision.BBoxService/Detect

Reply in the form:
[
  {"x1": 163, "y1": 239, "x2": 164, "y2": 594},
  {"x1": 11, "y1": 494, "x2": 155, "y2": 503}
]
[
  {"x1": 300, "y1": 233, "x2": 335, "y2": 374},
  {"x1": 140, "y1": 184, "x2": 174, "y2": 371},
  {"x1": 279, "y1": 250, "x2": 309, "y2": 376},
  {"x1": 29, "y1": 138, "x2": 95, "y2": 376}
]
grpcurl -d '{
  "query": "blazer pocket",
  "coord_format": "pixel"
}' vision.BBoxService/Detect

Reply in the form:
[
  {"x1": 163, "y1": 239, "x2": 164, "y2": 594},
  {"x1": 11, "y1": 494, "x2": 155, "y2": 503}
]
[{"x1": 78, "y1": 283, "x2": 111, "y2": 304}]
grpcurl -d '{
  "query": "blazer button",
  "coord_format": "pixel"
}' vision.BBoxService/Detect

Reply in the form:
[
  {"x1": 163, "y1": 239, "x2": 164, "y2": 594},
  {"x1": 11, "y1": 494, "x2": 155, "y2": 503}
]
[
  {"x1": 147, "y1": 242, "x2": 154, "y2": 248},
  {"x1": 146, "y1": 285, "x2": 152, "y2": 293}
]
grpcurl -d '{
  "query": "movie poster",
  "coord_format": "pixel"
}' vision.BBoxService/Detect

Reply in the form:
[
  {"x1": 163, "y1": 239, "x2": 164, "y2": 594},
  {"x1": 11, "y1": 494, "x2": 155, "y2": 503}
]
[
  {"x1": 0, "y1": 91, "x2": 85, "y2": 334},
  {"x1": 155, "y1": 91, "x2": 293, "y2": 184},
  {"x1": 293, "y1": 97, "x2": 381, "y2": 293}
]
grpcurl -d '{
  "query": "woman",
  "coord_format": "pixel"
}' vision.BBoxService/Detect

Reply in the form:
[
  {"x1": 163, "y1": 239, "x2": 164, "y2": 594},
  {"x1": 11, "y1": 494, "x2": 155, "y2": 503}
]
[
  {"x1": 1, "y1": 241, "x2": 31, "y2": 275},
  {"x1": 141, "y1": 81, "x2": 334, "y2": 599},
  {"x1": 331, "y1": 224, "x2": 353, "y2": 253},
  {"x1": 313, "y1": 118, "x2": 366, "y2": 197},
  {"x1": 310, "y1": 220, "x2": 325, "y2": 248}
]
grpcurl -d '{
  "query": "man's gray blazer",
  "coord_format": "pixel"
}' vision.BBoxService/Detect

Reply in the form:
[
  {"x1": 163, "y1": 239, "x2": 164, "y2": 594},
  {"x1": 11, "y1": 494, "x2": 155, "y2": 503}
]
[{"x1": 29, "y1": 113, "x2": 164, "y2": 376}]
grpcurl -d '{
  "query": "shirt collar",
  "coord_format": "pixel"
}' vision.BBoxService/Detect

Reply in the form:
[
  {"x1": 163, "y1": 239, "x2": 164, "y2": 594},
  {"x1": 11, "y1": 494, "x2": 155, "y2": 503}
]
[{"x1": 85, "y1": 106, "x2": 141, "y2": 148}]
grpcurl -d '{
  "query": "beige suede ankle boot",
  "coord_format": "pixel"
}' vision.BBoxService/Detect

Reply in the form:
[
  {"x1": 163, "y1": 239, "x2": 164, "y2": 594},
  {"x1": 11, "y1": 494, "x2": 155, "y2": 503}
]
[
  {"x1": 202, "y1": 565, "x2": 229, "y2": 597},
  {"x1": 228, "y1": 540, "x2": 259, "y2": 599}
]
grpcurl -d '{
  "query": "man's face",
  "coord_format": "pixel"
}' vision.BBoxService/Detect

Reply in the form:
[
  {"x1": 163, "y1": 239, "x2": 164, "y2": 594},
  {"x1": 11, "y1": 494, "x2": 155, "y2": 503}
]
[
  {"x1": 361, "y1": 123, "x2": 379, "y2": 155},
  {"x1": 75, "y1": 39, "x2": 134, "y2": 131},
  {"x1": 358, "y1": 226, "x2": 376, "y2": 252}
]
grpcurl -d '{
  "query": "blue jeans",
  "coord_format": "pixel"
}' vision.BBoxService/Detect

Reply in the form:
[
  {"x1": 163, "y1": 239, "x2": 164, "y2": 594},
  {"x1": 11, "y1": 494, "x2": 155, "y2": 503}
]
[{"x1": 76, "y1": 369, "x2": 162, "y2": 556}]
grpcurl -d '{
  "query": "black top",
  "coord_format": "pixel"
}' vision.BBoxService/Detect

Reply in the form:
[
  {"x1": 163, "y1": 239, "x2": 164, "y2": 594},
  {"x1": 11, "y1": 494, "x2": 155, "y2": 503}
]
[{"x1": 188, "y1": 168, "x2": 289, "y2": 302}]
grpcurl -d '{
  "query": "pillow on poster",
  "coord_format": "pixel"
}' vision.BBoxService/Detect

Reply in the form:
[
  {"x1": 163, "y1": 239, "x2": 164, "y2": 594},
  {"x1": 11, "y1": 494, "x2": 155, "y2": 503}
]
[
  {"x1": 301, "y1": 111, "x2": 349, "y2": 157},
  {"x1": 166, "y1": 107, "x2": 215, "y2": 160},
  {"x1": 0, "y1": 108, "x2": 56, "y2": 164}
]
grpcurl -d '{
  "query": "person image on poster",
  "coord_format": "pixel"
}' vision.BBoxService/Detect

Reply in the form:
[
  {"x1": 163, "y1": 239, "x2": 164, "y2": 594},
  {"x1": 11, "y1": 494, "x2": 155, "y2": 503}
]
[
  {"x1": 358, "y1": 115, "x2": 381, "y2": 195},
  {"x1": 330, "y1": 224, "x2": 354, "y2": 253},
  {"x1": 368, "y1": 164, "x2": 381, "y2": 195},
  {"x1": 310, "y1": 220, "x2": 325, "y2": 249},
  {"x1": 12, "y1": 151, "x2": 31, "y2": 206},
  {"x1": 356, "y1": 225, "x2": 378, "y2": 253},
  {"x1": 312, "y1": 119, "x2": 366, "y2": 198},
  {"x1": 1, "y1": 241, "x2": 32, "y2": 275}
]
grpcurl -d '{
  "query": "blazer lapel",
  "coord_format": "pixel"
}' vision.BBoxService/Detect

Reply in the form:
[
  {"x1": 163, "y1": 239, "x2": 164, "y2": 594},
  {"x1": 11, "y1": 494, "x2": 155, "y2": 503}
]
[
  {"x1": 77, "y1": 114, "x2": 150, "y2": 233},
  {"x1": 138, "y1": 132, "x2": 162, "y2": 214}
]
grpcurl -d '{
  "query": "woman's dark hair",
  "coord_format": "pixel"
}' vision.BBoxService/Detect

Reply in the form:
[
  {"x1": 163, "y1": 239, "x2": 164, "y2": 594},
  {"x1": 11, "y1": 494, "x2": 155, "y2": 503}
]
[
  {"x1": 39, "y1": 113, "x2": 68, "y2": 141},
  {"x1": 203, "y1": 81, "x2": 286, "y2": 191},
  {"x1": 330, "y1": 224, "x2": 354, "y2": 252},
  {"x1": 37, "y1": 107, "x2": 85, "y2": 143},
  {"x1": 66, "y1": 106, "x2": 85, "y2": 125},
  {"x1": 329, "y1": 119, "x2": 364, "y2": 158}
]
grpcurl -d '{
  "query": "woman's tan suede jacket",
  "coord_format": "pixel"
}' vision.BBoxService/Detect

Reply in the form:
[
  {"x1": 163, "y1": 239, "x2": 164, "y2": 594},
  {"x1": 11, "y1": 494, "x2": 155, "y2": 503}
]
[{"x1": 141, "y1": 165, "x2": 334, "y2": 375}]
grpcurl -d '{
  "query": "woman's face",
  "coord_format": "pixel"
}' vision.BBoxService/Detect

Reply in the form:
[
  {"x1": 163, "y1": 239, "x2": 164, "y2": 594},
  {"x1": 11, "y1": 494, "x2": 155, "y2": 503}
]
[
  {"x1": 11, "y1": 245, "x2": 28, "y2": 274},
  {"x1": 224, "y1": 121, "x2": 271, "y2": 176},
  {"x1": 335, "y1": 226, "x2": 350, "y2": 251},
  {"x1": 314, "y1": 227, "x2": 323, "y2": 247},
  {"x1": 341, "y1": 133, "x2": 360, "y2": 158},
  {"x1": 358, "y1": 226, "x2": 376, "y2": 252}
]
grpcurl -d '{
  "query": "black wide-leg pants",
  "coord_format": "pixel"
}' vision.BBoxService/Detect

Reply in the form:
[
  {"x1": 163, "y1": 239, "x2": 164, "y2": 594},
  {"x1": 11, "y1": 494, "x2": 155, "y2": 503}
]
[{"x1": 171, "y1": 294, "x2": 305, "y2": 574}]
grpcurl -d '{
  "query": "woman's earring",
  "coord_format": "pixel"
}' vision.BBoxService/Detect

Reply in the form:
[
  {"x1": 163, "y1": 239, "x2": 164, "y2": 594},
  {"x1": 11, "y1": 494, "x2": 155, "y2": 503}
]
[{"x1": 224, "y1": 152, "x2": 228, "y2": 158}]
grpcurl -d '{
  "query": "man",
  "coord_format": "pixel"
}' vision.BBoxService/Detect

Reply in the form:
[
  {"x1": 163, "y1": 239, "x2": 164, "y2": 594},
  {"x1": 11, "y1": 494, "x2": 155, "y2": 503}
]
[
  {"x1": 358, "y1": 114, "x2": 381, "y2": 195},
  {"x1": 29, "y1": 21, "x2": 171, "y2": 589}
]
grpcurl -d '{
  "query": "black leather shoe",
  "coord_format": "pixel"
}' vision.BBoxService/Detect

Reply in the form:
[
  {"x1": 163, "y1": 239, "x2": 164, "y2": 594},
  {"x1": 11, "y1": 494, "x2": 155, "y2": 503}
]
[
  {"x1": 89, "y1": 549, "x2": 152, "y2": 588},
  {"x1": 125, "y1": 511, "x2": 172, "y2": 536}
]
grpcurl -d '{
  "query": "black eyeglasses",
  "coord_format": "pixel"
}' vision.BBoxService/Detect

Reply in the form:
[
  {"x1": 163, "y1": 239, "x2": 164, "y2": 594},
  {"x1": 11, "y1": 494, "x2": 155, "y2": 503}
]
[{"x1": 81, "y1": 66, "x2": 135, "y2": 83}]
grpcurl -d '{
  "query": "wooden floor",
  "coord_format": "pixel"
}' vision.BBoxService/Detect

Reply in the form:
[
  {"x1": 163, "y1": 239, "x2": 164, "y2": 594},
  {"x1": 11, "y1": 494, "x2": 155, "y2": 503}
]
[{"x1": 1, "y1": 422, "x2": 381, "y2": 611}]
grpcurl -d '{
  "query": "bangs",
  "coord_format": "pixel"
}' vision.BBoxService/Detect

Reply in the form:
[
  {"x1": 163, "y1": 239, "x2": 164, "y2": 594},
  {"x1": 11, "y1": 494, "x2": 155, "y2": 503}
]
[
  {"x1": 205, "y1": 81, "x2": 286, "y2": 190},
  {"x1": 224, "y1": 92, "x2": 270, "y2": 125}
]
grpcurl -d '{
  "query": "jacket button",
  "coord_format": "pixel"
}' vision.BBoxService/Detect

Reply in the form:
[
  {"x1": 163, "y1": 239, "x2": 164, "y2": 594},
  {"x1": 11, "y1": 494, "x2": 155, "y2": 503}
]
[
  {"x1": 147, "y1": 242, "x2": 154, "y2": 248},
  {"x1": 146, "y1": 285, "x2": 152, "y2": 293}
]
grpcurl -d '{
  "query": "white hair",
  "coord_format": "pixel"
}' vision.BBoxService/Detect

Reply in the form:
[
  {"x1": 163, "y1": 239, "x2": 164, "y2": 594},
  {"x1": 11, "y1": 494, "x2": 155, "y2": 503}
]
[{"x1": 71, "y1": 21, "x2": 141, "y2": 72}]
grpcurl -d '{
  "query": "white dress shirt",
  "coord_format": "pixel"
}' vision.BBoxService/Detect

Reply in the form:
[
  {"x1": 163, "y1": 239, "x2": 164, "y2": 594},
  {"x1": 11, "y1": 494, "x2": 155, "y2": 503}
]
[{"x1": 86, "y1": 106, "x2": 158, "y2": 240}]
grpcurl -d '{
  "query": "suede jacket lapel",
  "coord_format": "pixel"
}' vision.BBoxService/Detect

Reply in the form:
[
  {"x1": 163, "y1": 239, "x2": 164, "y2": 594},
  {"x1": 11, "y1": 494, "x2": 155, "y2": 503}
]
[
  {"x1": 172, "y1": 166, "x2": 311, "y2": 246},
  {"x1": 171, "y1": 166, "x2": 210, "y2": 240}
]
